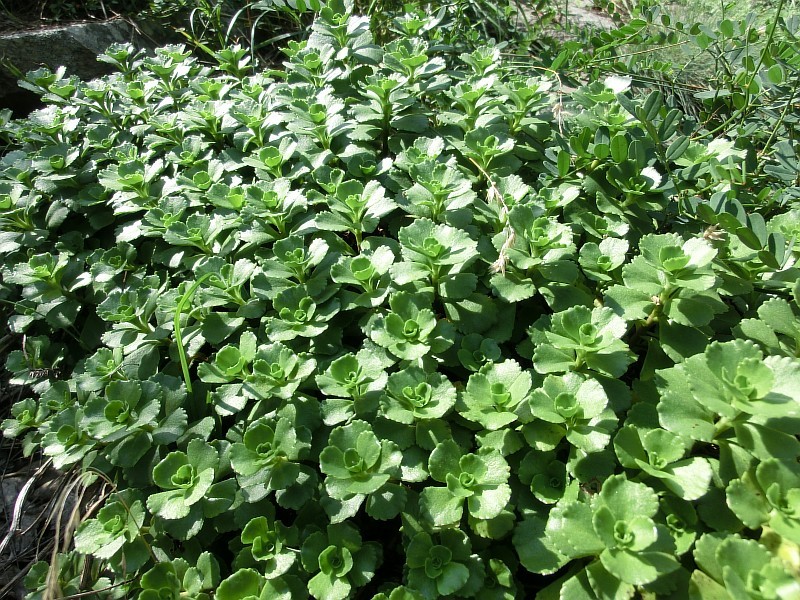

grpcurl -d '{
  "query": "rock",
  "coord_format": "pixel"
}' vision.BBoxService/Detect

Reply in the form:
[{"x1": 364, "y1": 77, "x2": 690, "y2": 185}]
[
  {"x1": 0, "y1": 476, "x2": 38, "y2": 559},
  {"x1": 560, "y1": 0, "x2": 617, "y2": 31},
  {"x1": 0, "y1": 18, "x2": 173, "y2": 113},
  {"x1": 1, "y1": 476, "x2": 24, "y2": 513}
]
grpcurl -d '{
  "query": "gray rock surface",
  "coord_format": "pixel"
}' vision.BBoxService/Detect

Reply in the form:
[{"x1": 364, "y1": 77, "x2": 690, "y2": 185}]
[
  {"x1": 562, "y1": 0, "x2": 617, "y2": 31},
  {"x1": 0, "y1": 19, "x2": 171, "y2": 101}
]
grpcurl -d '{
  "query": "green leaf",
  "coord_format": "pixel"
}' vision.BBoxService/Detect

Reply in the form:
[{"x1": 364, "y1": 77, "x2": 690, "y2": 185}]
[
  {"x1": 586, "y1": 560, "x2": 636, "y2": 600},
  {"x1": 688, "y1": 570, "x2": 729, "y2": 600},
  {"x1": 546, "y1": 501, "x2": 604, "y2": 557},
  {"x1": 428, "y1": 439, "x2": 462, "y2": 482},
  {"x1": 140, "y1": 563, "x2": 181, "y2": 597},
  {"x1": 659, "y1": 320, "x2": 709, "y2": 361},
  {"x1": 600, "y1": 549, "x2": 679, "y2": 586},
  {"x1": 513, "y1": 516, "x2": 569, "y2": 575},
  {"x1": 662, "y1": 458, "x2": 712, "y2": 501},
  {"x1": 558, "y1": 569, "x2": 601, "y2": 600},
  {"x1": 656, "y1": 365, "x2": 718, "y2": 443},
  {"x1": 597, "y1": 474, "x2": 659, "y2": 521},
  {"x1": 216, "y1": 568, "x2": 263, "y2": 600},
  {"x1": 437, "y1": 562, "x2": 470, "y2": 596},
  {"x1": 726, "y1": 476, "x2": 770, "y2": 529},
  {"x1": 717, "y1": 536, "x2": 772, "y2": 578},
  {"x1": 308, "y1": 571, "x2": 351, "y2": 600},
  {"x1": 366, "y1": 483, "x2": 407, "y2": 520},
  {"x1": 467, "y1": 481, "x2": 511, "y2": 520},
  {"x1": 420, "y1": 486, "x2": 464, "y2": 527}
]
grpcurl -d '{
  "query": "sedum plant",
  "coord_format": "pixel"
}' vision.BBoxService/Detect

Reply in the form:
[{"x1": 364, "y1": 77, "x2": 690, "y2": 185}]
[
  {"x1": 420, "y1": 439, "x2": 511, "y2": 528},
  {"x1": 1, "y1": 0, "x2": 800, "y2": 597}
]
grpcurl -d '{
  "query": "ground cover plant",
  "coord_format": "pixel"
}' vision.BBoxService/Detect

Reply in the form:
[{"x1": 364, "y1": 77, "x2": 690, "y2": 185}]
[
  {"x1": 1, "y1": 0, "x2": 800, "y2": 597},
  {"x1": 144, "y1": 0, "x2": 542, "y2": 71}
]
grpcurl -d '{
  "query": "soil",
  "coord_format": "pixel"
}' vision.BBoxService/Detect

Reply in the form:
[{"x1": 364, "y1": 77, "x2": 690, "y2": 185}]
[
  {"x1": 0, "y1": 352, "x2": 33, "y2": 599},
  {"x1": 0, "y1": 359, "x2": 84, "y2": 599}
]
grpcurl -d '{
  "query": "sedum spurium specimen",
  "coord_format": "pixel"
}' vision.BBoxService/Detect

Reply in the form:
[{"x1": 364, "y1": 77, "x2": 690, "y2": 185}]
[
  {"x1": 456, "y1": 359, "x2": 531, "y2": 430},
  {"x1": 300, "y1": 522, "x2": 382, "y2": 600},
  {"x1": 1, "y1": 0, "x2": 800, "y2": 596},
  {"x1": 420, "y1": 439, "x2": 511, "y2": 527}
]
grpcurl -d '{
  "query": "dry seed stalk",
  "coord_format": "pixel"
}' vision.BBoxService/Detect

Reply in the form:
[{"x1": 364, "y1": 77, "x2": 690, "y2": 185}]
[{"x1": 466, "y1": 157, "x2": 515, "y2": 275}]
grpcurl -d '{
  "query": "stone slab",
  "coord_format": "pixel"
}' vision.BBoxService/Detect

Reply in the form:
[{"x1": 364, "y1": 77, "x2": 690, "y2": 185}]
[{"x1": 0, "y1": 19, "x2": 172, "y2": 101}]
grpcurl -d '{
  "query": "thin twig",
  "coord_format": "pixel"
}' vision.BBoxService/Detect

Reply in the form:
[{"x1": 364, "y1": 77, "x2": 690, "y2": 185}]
[
  {"x1": 60, "y1": 578, "x2": 135, "y2": 600},
  {"x1": 45, "y1": 470, "x2": 91, "y2": 600}
]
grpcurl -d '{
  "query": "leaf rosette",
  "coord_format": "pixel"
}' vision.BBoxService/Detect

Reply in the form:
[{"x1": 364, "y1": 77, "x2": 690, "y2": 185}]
[
  {"x1": 310, "y1": 179, "x2": 396, "y2": 242},
  {"x1": 74, "y1": 491, "x2": 148, "y2": 569},
  {"x1": 2, "y1": 397, "x2": 48, "y2": 439},
  {"x1": 316, "y1": 348, "x2": 388, "y2": 424},
  {"x1": 198, "y1": 331, "x2": 257, "y2": 384},
  {"x1": 263, "y1": 284, "x2": 340, "y2": 342},
  {"x1": 147, "y1": 438, "x2": 236, "y2": 538},
  {"x1": 692, "y1": 534, "x2": 800, "y2": 599},
  {"x1": 579, "y1": 237, "x2": 629, "y2": 283},
  {"x1": 139, "y1": 552, "x2": 220, "y2": 600},
  {"x1": 420, "y1": 439, "x2": 511, "y2": 527},
  {"x1": 406, "y1": 529, "x2": 483, "y2": 599},
  {"x1": 244, "y1": 341, "x2": 317, "y2": 401},
  {"x1": 319, "y1": 420, "x2": 403, "y2": 519},
  {"x1": 41, "y1": 407, "x2": 92, "y2": 469},
  {"x1": 240, "y1": 179, "x2": 308, "y2": 242},
  {"x1": 518, "y1": 450, "x2": 570, "y2": 505},
  {"x1": 503, "y1": 207, "x2": 575, "y2": 271},
  {"x1": 392, "y1": 218, "x2": 479, "y2": 299},
  {"x1": 368, "y1": 292, "x2": 455, "y2": 360},
  {"x1": 525, "y1": 372, "x2": 617, "y2": 453},
  {"x1": 235, "y1": 515, "x2": 299, "y2": 578},
  {"x1": 252, "y1": 235, "x2": 333, "y2": 301},
  {"x1": 726, "y1": 458, "x2": 800, "y2": 544},
  {"x1": 605, "y1": 233, "x2": 726, "y2": 328},
  {"x1": 380, "y1": 366, "x2": 456, "y2": 424},
  {"x1": 545, "y1": 474, "x2": 680, "y2": 586},
  {"x1": 614, "y1": 426, "x2": 712, "y2": 500},
  {"x1": 300, "y1": 522, "x2": 381, "y2": 600},
  {"x1": 456, "y1": 333, "x2": 502, "y2": 372},
  {"x1": 530, "y1": 306, "x2": 635, "y2": 377},
  {"x1": 230, "y1": 410, "x2": 312, "y2": 502},
  {"x1": 657, "y1": 340, "x2": 800, "y2": 448},
  {"x1": 82, "y1": 380, "x2": 171, "y2": 466},
  {"x1": 330, "y1": 245, "x2": 395, "y2": 308},
  {"x1": 399, "y1": 159, "x2": 476, "y2": 221},
  {"x1": 457, "y1": 359, "x2": 532, "y2": 430}
]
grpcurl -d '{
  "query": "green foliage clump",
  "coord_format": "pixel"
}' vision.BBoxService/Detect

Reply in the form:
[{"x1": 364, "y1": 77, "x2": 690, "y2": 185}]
[{"x1": 1, "y1": 0, "x2": 800, "y2": 597}]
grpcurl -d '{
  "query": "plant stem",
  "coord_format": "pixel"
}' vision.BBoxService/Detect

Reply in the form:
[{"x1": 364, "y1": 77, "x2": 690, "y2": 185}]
[
  {"x1": 752, "y1": 75, "x2": 800, "y2": 178},
  {"x1": 174, "y1": 273, "x2": 214, "y2": 394}
]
